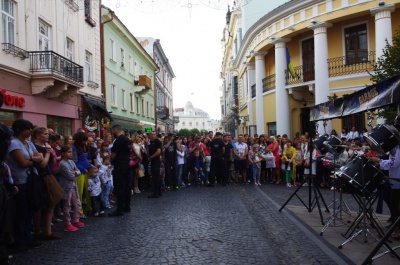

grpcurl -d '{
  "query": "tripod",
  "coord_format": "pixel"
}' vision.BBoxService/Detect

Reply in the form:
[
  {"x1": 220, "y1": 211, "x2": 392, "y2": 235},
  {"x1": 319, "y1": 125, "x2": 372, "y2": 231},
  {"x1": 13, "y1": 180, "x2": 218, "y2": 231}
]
[
  {"x1": 320, "y1": 156, "x2": 352, "y2": 236},
  {"x1": 279, "y1": 171, "x2": 329, "y2": 224}
]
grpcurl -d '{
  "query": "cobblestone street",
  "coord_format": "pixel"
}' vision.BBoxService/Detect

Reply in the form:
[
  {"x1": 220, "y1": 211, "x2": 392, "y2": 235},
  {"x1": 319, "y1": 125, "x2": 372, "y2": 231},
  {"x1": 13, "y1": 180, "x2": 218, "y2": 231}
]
[{"x1": 9, "y1": 182, "x2": 365, "y2": 265}]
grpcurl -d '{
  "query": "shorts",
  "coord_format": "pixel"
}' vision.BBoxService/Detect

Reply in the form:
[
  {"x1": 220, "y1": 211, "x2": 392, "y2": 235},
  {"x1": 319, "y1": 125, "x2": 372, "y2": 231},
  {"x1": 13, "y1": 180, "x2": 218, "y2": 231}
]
[{"x1": 234, "y1": 159, "x2": 247, "y2": 172}]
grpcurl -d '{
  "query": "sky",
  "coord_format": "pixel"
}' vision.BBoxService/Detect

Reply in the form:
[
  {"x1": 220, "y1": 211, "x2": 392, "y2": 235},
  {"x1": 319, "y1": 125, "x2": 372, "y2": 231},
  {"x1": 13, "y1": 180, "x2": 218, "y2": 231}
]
[{"x1": 102, "y1": 0, "x2": 231, "y2": 120}]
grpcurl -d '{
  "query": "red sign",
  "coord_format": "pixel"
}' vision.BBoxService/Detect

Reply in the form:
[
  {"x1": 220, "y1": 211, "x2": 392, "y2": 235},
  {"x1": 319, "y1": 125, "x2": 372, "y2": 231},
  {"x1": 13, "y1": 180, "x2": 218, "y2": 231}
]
[{"x1": 0, "y1": 89, "x2": 25, "y2": 108}]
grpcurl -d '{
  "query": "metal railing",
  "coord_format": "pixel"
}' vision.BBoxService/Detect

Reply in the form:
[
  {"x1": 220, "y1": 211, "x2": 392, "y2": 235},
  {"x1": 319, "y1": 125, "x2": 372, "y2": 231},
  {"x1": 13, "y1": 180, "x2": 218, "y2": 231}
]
[
  {"x1": 65, "y1": 0, "x2": 79, "y2": 12},
  {"x1": 229, "y1": 97, "x2": 238, "y2": 110},
  {"x1": 328, "y1": 51, "x2": 375, "y2": 77},
  {"x1": 29, "y1": 51, "x2": 84, "y2": 84},
  {"x1": 251, "y1": 84, "x2": 256, "y2": 98},
  {"x1": 2, "y1": 43, "x2": 29, "y2": 59},
  {"x1": 262, "y1": 74, "x2": 275, "y2": 92},
  {"x1": 285, "y1": 64, "x2": 315, "y2": 85}
]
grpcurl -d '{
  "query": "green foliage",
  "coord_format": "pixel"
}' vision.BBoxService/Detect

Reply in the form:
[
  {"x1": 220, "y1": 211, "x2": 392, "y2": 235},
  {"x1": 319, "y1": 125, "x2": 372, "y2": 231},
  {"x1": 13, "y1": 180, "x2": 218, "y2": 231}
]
[
  {"x1": 189, "y1": 128, "x2": 200, "y2": 136},
  {"x1": 178, "y1": 129, "x2": 190, "y2": 138},
  {"x1": 200, "y1": 129, "x2": 208, "y2": 135},
  {"x1": 369, "y1": 28, "x2": 400, "y2": 123}
]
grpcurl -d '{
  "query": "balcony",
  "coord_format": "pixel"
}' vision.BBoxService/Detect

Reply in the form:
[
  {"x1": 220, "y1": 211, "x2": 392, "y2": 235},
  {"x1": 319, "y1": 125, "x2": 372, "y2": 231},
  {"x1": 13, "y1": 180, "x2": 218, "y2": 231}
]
[
  {"x1": 2, "y1": 43, "x2": 29, "y2": 59},
  {"x1": 285, "y1": 64, "x2": 315, "y2": 85},
  {"x1": 262, "y1": 74, "x2": 275, "y2": 92},
  {"x1": 328, "y1": 51, "x2": 375, "y2": 77},
  {"x1": 29, "y1": 51, "x2": 83, "y2": 84},
  {"x1": 229, "y1": 97, "x2": 238, "y2": 111},
  {"x1": 156, "y1": 106, "x2": 170, "y2": 120},
  {"x1": 135, "y1": 75, "x2": 152, "y2": 95},
  {"x1": 65, "y1": 0, "x2": 79, "y2": 12}
]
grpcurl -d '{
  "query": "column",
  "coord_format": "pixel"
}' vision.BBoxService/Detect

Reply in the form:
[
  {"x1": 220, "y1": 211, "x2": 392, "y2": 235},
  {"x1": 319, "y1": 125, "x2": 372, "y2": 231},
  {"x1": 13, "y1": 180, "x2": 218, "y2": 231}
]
[
  {"x1": 371, "y1": 4, "x2": 395, "y2": 125},
  {"x1": 308, "y1": 22, "x2": 332, "y2": 135},
  {"x1": 255, "y1": 52, "x2": 267, "y2": 135},
  {"x1": 371, "y1": 3, "x2": 395, "y2": 59},
  {"x1": 272, "y1": 39, "x2": 291, "y2": 138},
  {"x1": 246, "y1": 62, "x2": 255, "y2": 126}
]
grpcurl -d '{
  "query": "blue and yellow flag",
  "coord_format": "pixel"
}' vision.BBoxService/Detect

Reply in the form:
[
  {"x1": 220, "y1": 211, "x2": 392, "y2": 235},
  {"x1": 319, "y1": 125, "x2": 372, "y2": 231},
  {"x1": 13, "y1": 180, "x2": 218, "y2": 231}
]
[{"x1": 286, "y1": 47, "x2": 300, "y2": 79}]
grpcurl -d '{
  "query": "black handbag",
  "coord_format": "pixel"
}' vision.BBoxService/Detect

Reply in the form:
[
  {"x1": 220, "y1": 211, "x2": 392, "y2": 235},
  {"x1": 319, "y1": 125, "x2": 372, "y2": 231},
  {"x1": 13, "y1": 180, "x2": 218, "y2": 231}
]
[{"x1": 26, "y1": 167, "x2": 48, "y2": 210}]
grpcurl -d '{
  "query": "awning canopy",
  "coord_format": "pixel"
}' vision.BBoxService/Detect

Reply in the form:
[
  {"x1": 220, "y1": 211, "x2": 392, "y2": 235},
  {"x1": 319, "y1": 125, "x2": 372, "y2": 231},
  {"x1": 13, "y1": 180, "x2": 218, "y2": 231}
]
[
  {"x1": 310, "y1": 74, "x2": 400, "y2": 121},
  {"x1": 82, "y1": 95, "x2": 113, "y2": 121}
]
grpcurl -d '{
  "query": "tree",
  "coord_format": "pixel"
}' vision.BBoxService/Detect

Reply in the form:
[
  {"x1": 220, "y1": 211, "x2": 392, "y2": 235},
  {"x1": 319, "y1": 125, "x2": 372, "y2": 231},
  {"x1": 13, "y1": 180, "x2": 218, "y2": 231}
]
[
  {"x1": 189, "y1": 128, "x2": 200, "y2": 136},
  {"x1": 200, "y1": 129, "x2": 208, "y2": 136},
  {"x1": 370, "y1": 28, "x2": 400, "y2": 123},
  {"x1": 178, "y1": 129, "x2": 190, "y2": 138}
]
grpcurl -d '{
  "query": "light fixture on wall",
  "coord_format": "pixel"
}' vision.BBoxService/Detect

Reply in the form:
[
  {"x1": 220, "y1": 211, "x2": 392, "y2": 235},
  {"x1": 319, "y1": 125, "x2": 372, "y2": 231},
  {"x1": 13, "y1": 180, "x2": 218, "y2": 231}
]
[{"x1": 379, "y1": 0, "x2": 385, "y2": 6}]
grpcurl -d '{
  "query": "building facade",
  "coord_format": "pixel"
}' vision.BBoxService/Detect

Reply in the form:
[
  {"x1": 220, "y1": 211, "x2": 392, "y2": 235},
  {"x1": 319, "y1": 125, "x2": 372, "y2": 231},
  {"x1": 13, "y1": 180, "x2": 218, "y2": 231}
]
[
  {"x1": 138, "y1": 37, "x2": 175, "y2": 134},
  {"x1": 0, "y1": 0, "x2": 105, "y2": 135},
  {"x1": 220, "y1": 0, "x2": 400, "y2": 138},
  {"x1": 101, "y1": 6, "x2": 158, "y2": 135},
  {"x1": 174, "y1": 102, "x2": 211, "y2": 132}
]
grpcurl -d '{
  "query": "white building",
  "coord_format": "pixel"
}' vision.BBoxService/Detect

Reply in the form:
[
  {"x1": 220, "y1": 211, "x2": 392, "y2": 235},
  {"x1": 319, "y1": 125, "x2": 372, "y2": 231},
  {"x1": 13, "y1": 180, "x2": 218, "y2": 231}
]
[
  {"x1": 0, "y1": 0, "x2": 104, "y2": 134},
  {"x1": 174, "y1": 102, "x2": 211, "y2": 132}
]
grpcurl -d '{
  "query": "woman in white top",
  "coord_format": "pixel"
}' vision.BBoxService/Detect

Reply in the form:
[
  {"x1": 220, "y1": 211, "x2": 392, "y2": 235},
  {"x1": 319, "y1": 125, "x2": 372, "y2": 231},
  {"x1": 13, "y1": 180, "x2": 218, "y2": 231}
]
[{"x1": 131, "y1": 132, "x2": 143, "y2": 194}]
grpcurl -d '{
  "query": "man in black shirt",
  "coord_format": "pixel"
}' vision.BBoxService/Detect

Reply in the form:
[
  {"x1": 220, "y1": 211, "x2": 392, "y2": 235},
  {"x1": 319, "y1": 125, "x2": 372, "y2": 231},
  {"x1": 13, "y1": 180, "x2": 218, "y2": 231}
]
[
  {"x1": 223, "y1": 134, "x2": 234, "y2": 184},
  {"x1": 109, "y1": 125, "x2": 131, "y2": 217},
  {"x1": 148, "y1": 131, "x2": 162, "y2": 198},
  {"x1": 209, "y1": 132, "x2": 225, "y2": 186},
  {"x1": 163, "y1": 133, "x2": 177, "y2": 190}
]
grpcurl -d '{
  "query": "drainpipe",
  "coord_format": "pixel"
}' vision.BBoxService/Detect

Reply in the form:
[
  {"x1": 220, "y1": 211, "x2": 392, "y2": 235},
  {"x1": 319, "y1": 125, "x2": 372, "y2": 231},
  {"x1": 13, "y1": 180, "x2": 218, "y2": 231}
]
[{"x1": 100, "y1": 5, "x2": 115, "y2": 115}]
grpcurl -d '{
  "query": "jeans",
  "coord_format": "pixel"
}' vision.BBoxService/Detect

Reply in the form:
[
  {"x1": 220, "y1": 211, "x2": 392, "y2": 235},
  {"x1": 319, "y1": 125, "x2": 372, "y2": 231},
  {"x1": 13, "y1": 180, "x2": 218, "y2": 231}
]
[
  {"x1": 164, "y1": 160, "x2": 175, "y2": 187},
  {"x1": 102, "y1": 180, "x2": 112, "y2": 207},
  {"x1": 14, "y1": 184, "x2": 33, "y2": 246},
  {"x1": 252, "y1": 164, "x2": 261, "y2": 182},
  {"x1": 193, "y1": 170, "x2": 205, "y2": 186},
  {"x1": 176, "y1": 164, "x2": 184, "y2": 186}
]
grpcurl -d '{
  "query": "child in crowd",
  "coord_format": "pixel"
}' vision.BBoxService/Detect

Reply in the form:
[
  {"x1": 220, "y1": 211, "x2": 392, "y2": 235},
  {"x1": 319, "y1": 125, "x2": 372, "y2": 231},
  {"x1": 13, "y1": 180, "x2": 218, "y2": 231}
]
[
  {"x1": 250, "y1": 144, "x2": 262, "y2": 186},
  {"x1": 58, "y1": 145, "x2": 85, "y2": 232},
  {"x1": 88, "y1": 166, "x2": 105, "y2": 217},
  {"x1": 192, "y1": 150, "x2": 205, "y2": 187},
  {"x1": 98, "y1": 156, "x2": 113, "y2": 209}
]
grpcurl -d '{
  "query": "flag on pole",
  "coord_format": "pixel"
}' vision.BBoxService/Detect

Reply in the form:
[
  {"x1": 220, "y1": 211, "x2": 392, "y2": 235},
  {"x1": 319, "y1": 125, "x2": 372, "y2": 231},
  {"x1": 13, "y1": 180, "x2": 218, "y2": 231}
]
[{"x1": 286, "y1": 47, "x2": 299, "y2": 79}]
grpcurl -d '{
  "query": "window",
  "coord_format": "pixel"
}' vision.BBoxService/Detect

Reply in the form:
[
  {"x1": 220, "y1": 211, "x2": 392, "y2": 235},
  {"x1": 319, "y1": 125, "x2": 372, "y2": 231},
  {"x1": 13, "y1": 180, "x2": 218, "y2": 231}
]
[
  {"x1": 150, "y1": 104, "x2": 153, "y2": 118},
  {"x1": 135, "y1": 96, "x2": 139, "y2": 113},
  {"x1": 134, "y1": 61, "x2": 138, "y2": 76},
  {"x1": 120, "y1": 48, "x2": 125, "y2": 68},
  {"x1": 189, "y1": 122, "x2": 192, "y2": 127},
  {"x1": 196, "y1": 122, "x2": 199, "y2": 127},
  {"x1": 84, "y1": 0, "x2": 90, "y2": 16},
  {"x1": 121, "y1": 89, "x2": 126, "y2": 109},
  {"x1": 66, "y1": 38, "x2": 74, "y2": 61},
  {"x1": 85, "y1": 51, "x2": 92, "y2": 82},
  {"x1": 130, "y1": 93, "x2": 134, "y2": 112},
  {"x1": 128, "y1": 55, "x2": 133, "y2": 74},
  {"x1": 146, "y1": 102, "x2": 149, "y2": 117},
  {"x1": 111, "y1": 84, "x2": 116, "y2": 106},
  {"x1": 141, "y1": 98, "x2": 144, "y2": 115},
  {"x1": 1, "y1": 0, "x2": 15, "y2": 44},
  {"x1": 47, "y1": 116, "x2": 72, "y2": 137},
  {"x1": 38, "y1": 19, "x2": 50, "y2": 51},
  {"x1": 182, "y1": 122, "x2": 185, "y2": 127},
  {"x1": 140, "y1": 66, "x2": 143, "y2": 75},
  {"x1": 345, "y1": 24, "x2": 368, "y2": 65},
  {"x1": 110, "y1": 39, "x2": 115, "y2": 61}
]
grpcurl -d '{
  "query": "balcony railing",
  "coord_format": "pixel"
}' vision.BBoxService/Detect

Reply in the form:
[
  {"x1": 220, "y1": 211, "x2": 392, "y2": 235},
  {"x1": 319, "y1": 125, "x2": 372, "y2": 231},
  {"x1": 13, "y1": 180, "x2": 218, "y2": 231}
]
[
  {"x1": 156, "y1": 106, "x2": 170, "y2": 120},
  {"x1": 138, "y1": 75, "x2": 152, "y2": 89},
  {"x1": 2, "y1": 43, "x2": 29, "y2": 59},
  {"x1": 29, "y1": 51, "x2": 84, "y2": 84},
  {"x1": 65, "y1": 0, "x2": 79, "y2": 12},
  {"x1": 328, "y1": 51, "x2": 375, "y2": 77},
  {"x1": 251, "y1": 84, "x2": 256, "y2": 98},
  {"x1": 285, "y1": 64, "x2": 315, "y2": 85},
  {"x1": 229, "y1": 97, "x2": 238, "y2": 110},
  {"x1": 262, "y1": 74, "x2": 275, "y2": 92}
]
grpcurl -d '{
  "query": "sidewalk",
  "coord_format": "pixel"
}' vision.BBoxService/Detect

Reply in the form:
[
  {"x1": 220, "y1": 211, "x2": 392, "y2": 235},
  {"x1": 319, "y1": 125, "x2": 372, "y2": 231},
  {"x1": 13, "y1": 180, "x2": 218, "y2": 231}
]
[{"x1": 262, "y1": 182, "x2": 400, "y2": 265}]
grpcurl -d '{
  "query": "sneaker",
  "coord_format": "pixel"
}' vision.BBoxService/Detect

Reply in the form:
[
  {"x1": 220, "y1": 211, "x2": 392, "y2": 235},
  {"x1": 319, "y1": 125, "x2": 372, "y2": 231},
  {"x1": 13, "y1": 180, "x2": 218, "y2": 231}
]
[
  {"x1": 303, "y1": 183, "x2": 308, "y2": 186},
  {"x1": 72, "y1": 221, "x2": 85, "y2": 228},
  {"x1": 64, "y1": 224, "x2": 78, "y2": 232},
  {"x1": 106, "y1": 205, "x2": 113, "y2": 209}
]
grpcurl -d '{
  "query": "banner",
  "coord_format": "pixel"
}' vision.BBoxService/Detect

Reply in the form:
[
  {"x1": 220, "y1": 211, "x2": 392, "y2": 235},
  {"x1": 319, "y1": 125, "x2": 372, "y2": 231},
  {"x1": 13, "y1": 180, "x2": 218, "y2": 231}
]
[{"x1": 310, "y1": 74, "x2": 400, "y2": 121}]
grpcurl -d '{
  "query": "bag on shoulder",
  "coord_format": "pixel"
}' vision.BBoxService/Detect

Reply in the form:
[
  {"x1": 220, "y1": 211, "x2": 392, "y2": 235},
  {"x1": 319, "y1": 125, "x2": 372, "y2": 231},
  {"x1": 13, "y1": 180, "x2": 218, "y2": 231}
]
[
  {"x1": 264, "y1": 152, "x2": 276, "y2": 168},
  {"x1": 43, "y1": 174, "x2": 64, "y2": 207},
  {"x1": 27, "y1": 167, "x2": 48, "y2": 210}
]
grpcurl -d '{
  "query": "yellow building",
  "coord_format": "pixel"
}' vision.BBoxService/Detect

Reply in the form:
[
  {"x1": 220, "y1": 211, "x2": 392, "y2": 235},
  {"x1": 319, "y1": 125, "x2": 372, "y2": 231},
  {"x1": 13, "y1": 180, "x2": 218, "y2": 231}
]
[{"x1": 220, "y1": 0, "x2": 400, "y2": 139}]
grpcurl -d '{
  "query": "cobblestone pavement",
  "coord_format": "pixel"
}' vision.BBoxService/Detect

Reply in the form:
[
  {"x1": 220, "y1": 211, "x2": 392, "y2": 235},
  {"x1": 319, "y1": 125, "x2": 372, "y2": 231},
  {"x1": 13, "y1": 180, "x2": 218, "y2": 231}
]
[{"x1": 10, "y1": 181, "x2": 377, "y2": 265}]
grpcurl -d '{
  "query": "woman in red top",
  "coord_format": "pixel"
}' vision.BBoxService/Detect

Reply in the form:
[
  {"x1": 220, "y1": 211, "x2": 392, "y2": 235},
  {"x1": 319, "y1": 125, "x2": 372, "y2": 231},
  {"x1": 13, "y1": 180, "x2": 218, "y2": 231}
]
[
  {"x1": 200, "y1": 137, "x2": 210, "y2": 156},
  {"x1": 267, "y1": 136, "x2": 281, "y2": 184}
]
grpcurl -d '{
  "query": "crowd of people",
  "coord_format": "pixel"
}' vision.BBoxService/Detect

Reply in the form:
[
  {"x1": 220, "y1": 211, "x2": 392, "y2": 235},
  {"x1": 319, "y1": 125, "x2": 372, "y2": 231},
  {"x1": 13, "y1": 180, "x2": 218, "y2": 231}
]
[{"x1": 1, "y1": 108, "x2": 400, "y2": 263}]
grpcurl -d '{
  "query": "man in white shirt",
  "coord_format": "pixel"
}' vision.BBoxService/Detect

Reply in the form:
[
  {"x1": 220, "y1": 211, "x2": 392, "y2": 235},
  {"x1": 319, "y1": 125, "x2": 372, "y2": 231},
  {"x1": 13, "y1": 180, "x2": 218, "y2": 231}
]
[
  {"x1": 347, "y1": 127, "x2": 360, "y2": 140},
  {"x1": 233, "y1": 135, "x2": 248, "y2": 184}
]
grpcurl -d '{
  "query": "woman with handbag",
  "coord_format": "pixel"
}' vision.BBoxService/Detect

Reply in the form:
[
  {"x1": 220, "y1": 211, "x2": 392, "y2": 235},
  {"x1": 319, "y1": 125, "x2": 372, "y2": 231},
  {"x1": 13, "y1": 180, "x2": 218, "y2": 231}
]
[
  {"x1": 266, "y1": 136, "x2": 281, "y2": 185},
  {"x1": 32, "y1": 127, "x2": 62, "y2": 240},
  {"x1": 8, "y1": 119, "x2": 44, "y2": 252}
]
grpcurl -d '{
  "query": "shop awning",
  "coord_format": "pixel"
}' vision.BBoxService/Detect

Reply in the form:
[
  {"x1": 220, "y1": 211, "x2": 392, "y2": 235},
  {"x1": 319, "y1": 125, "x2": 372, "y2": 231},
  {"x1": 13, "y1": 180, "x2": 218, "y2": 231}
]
[{"x1": 82, "y1": 95, "x2": 113, "y2": 121}]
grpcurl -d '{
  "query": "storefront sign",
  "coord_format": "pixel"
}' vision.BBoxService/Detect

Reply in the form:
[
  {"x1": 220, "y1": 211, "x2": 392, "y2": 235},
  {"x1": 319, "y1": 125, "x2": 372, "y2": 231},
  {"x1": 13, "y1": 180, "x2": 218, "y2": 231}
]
[
  {"x1": 145, "y1": 127, "x2": 152, "y2": 133},
  {"x1": 0, "y1": 89, "x2": 25, "y2": 108}
]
